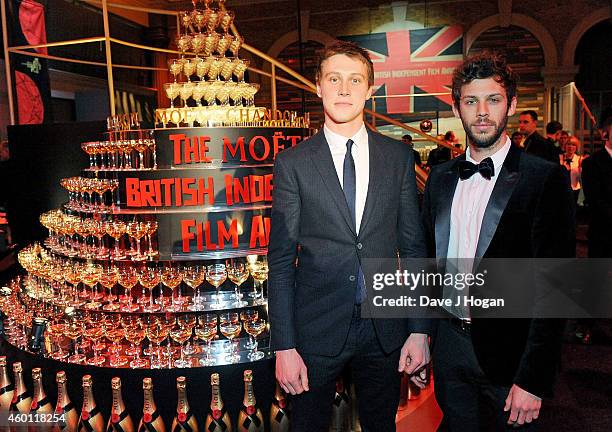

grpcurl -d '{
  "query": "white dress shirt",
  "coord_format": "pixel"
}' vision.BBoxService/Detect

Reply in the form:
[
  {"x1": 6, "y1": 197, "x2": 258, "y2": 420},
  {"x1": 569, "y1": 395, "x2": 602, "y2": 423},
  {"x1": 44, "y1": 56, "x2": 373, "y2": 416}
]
[
  {"x1": 445, "y1": 137, "x2": 511, "y2": 318},
  {"x1": 324, "y1": 124, "x2": 369, "y2": 234},
  {"x1": 560, "y1": 153, "x2": 583, "y2": 190}
]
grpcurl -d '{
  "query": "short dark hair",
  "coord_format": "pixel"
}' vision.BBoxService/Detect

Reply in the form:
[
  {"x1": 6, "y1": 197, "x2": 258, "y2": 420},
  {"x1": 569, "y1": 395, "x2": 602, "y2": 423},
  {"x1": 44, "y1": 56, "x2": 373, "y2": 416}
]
[
  {"x1": 546, "y1": 121, "x2": 563, "y2": 135},
  {"x1": 520, "y1": 110, "x2": 538, "y2": 121},
  {"x1": 451, "y1": 51, "x2": 517, "y2": 110},
  {"x1": 316, "y1": 40, "x2": 374, "y2": 87},
  {"x1": 402, "y1": 134, "x2": 412, "y2": 142},
  {"x1": 560, "y1": 130, "x2": 569, "y2": 137},
  {"x1": 444, "y1": 131, "x2": 455, "y2": 141}
]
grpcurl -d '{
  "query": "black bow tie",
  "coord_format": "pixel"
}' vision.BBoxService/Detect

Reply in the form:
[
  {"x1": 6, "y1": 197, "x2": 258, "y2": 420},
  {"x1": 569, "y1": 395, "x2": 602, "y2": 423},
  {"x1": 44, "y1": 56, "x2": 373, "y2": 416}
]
[{"x1": 458, "y1": 157, "x2": 495, "y2": 180}]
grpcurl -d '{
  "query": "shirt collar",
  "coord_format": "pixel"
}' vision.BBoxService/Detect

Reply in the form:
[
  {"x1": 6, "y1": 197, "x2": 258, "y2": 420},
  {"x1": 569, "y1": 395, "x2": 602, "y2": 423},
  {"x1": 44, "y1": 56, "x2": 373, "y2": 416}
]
[
  {"x1": 605, "y1": 145, "x2": 612, "y2": 159},
  {"x1": 324, "y1": 123, "x2": 368, "y2": 151},
  {"x1": 465, "y1": 136, "x2": 511, "y2": 178}
]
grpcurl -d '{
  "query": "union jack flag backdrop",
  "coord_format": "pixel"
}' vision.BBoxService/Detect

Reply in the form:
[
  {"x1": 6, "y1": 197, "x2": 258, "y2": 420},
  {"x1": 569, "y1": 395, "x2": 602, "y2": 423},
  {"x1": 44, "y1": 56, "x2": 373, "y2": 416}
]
[{"x1": 341, "y1": 26, "x2": 464, "y2": 115}]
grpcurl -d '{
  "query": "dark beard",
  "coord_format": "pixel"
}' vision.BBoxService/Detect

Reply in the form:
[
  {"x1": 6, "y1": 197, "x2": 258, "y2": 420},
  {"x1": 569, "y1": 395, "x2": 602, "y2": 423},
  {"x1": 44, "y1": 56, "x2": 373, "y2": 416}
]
[{"x1": 462, "y1": 115, "x2": 508, "y2": 149}]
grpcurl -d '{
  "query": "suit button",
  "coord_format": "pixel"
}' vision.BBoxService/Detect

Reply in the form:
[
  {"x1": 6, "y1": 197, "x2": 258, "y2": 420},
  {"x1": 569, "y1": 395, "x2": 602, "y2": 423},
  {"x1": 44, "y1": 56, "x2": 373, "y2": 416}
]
[
  {"x1": 349, "y1": 275, "x2": 356, "y2": 282},
  {"x1": 356, "y1": 243, "x2": 363, "y2": 250}
]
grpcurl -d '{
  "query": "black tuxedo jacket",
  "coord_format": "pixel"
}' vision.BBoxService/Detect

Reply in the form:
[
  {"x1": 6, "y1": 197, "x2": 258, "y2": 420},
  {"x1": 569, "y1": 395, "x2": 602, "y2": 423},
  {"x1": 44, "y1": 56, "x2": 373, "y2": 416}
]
[
  {"x1": 524, "y1": 131, "x2": 559, "y2": 163},
  {"x1": 581, "y1": 148, "x2": 612, "y2": 256},
  {"x1": 422, "y1": 145, "x2": 575, "y2": 397},
  {"x1": 268, "y1": 129, "x2": 428, "y2": 356}
]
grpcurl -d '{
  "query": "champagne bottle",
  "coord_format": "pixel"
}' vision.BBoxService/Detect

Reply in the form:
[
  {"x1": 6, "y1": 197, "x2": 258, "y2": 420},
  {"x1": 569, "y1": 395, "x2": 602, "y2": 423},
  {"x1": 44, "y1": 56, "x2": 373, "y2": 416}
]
[
  {"x1": 171, "y1": 376, "x2": 198, "y2": 432},
  {"x1": 204, "y1": 373, "x2": 232, "y2": 432},
  {"x1": 269, "y1": 381, "x2": 289, "y2": 432},
  {"x1": 329, "y1": 377, "x2": 350, "y2": 432},
  {"x1": 236, "y1": 370, "x2": 264, "y2": 432},
  {"x1": 107, "y1": 377, "x2": 135, "y2": 432},
  {"x1": 137, "y1": 378, "x2": 166, "y2": 432},
  {"x1": 52, "y1": 371, "x2": 78, "y2": 432},
  {"x1": 0, "y1": 356, "x2": 14, "y2": 411},
  {"x1": 9, "y1": 362, "x2": 31, "y2": 413},
  {"x1": 30, "y1": 368, "x2": 53, "y2": 413},
  {"x1": 78, "y1": 375, "x2": 105, "y2": 432}
]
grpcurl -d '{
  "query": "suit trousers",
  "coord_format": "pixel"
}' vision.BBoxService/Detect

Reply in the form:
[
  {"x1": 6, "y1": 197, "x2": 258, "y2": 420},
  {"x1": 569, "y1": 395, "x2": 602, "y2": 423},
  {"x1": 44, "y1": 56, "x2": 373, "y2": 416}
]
[
  {"x1": 290, "y1": 305, "x2": 402, "y2": 432},
  {"x1": 433, "y1": 320, "x2": 540, "y2": 432}
]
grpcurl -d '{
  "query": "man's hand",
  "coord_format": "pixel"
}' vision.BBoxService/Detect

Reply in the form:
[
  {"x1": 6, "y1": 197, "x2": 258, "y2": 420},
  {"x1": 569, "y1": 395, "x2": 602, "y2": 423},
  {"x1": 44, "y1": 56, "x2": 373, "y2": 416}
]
[
  {"x1": 398, "y1": 333, "x2": 430, "y2": 379},
  {"x1": 276, "y1": 348, "x2": 309, "y2": 395},
  {"x1": 504, "y1": 384, "x2": 542, "y2": 426}
]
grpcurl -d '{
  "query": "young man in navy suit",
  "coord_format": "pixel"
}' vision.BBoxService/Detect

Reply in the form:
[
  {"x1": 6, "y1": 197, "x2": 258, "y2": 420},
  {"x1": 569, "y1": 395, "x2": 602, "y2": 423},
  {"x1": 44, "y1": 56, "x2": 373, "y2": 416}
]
[{"x1": 268, "y1": 40, "x2": 430, "y2": 432}]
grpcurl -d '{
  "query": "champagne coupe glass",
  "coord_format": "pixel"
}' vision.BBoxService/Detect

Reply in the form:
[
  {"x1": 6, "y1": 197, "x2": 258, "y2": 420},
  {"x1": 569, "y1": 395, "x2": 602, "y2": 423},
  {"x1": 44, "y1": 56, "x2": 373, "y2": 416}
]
[
  {"x1": 177, "y1": 35, "x2": 193, "y2": 55},
  {"x1": 244, "y1": 318, "x2": 267, "y2": 361},
  {"x1": 180, "y1": 10, "x2": 192, "y2": 32},
  {"x1": 125, "y1": 317, "x2": 148, "y2": 368},
  {"x1": 207, "y1": 263, "x2": 227, "y2": 309},
  {"x1": 215, "y1": 34, "x2": 233, "y2": 57},
  {"x1": 177, "y1": 314, "x2": 197, "y2": 355},
  {"x1": 164, "y1": 83, "x2": 180, "y2": 108},
  {"x1": 227, "y1": 260, "x2": 249, "y2": 307},
  {"x1": 246, "y1": 83, "x2": 260, "y2": 107},
  {"x1": 127, "y1": 221, "x2": 147, "y2": 261},
  {"x1": 139, "y1": 265, "x2": 161, "y2": 312},
  {"x1": 169, "y1": 60, "x2": 183, "y2": 83},
  {"x1": 240, "y1": 309, "x2": 259, "y2": 349},
  {"x1": 182, "y1": 58, "x2": 196, "y2": 82},
  {"x1": 205, "y1": 9, "x2": 219, "y2": 33},
  {"x1": 249, "y1": 257, "x2": 268, "y2": 304},
  {"x1": 228, "y1": 82, "x2": 243, "y2": 106},
  {"x1": 204, "y1": 81, "x2": 220, "y2": 106},
  {"x1": 192, "y1": 81, "x2": 206, "y2": 106},
  {"x1": 104, "y1": 317, "x2": 128, "y2": 367},
  {"x1": 219, "y1": 312, "x2": 241, "y2": 363},
  {"x1": 47, "y1": 318, "x2": 69, "y2": 360},
  {"x1": 193, "y1": 9, "x2": 206, "y2": 33},
  {"x1": 108, "y1": 179, "x2": 120, "y2": 209},
  {"x1": 64, "y1": 319, "x2": 86, "y2": 364},
  {"x1": 81, "y1": 141, "x2": 96, "y2": 169},
  {"x1": 195, "y1": 58, "x2": 210, "y2": 81},
  {"x1": 161, "y1": 265, "x2": 183, "y2": 312},
  {"x1": 90, "y1": 220, "x2": 108, "y2": 259},
  {"x1": 134, "y1": 135, "x2": 149, "y2": 170},
  {"x1": 118, "y1": 266, "x2": 140, "y2": 312},
  {"x1": 169, "y1": 320, "x2": 192, "y2": 368},
  {"x1": 106, "y1": 220, "x2": 127, "y2": 260},
  {"x1": 204, "y1": 32, "x2": 219, "y2": 57},
  {"x1": 146, "y1": 319, "x2": 168, "y2": 369},
  {"x1": 195, "y1": 313, "x2": 217, "y2": 366},
  {"x1": 81, "y1": 263, "x2": 102, "y2": 309},
  {"x1": 100, "y1": 265, "x2": 120, "y2": 311},
  {"x1": 229, "y1": 35, "x2": 243, "y2": 57},
  {"x1": 192, "y1": 32, "x2": 206, "y2": 54},
  {"x1": 179, "y1": 82, "x2": 195, "y2": 107},
  {"x1": 64, "y1": 262, "x2": 83, "y2": 307},
  {"x1": 84, "y1": 313, "x2": 106, "y2": 366},
  {"x1": 216, "y1": 82, "x2": 231, "y2": 106},
  {"x1": 183, "y1": 265, "x2": 206, "y2": 311},
  {"x1": 219, "y1": 10, "x2": 234, "y2": 33},
  {"x1": 144, "y1": 220, "x2": 159, "y2": 258},
  {"x1": 207, "y1": 57, "x2": 222, "y2": 81}
]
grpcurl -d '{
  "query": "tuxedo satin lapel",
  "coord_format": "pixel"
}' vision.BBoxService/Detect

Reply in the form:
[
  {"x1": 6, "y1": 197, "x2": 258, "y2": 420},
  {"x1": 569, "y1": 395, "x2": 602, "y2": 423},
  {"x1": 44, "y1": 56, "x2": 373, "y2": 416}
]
[
  {"x1": 435, "y1": 160, "x2": 460, "y2": 259},
  {"x1": 357, "y1": 130, "x2": 383, "y2": 237},
  {"x1": 309, "y1": 132, "x2": 357, "y2": 236},
  {"x1": 474, "y1": 147, "x2": 521, "y2": 258}
]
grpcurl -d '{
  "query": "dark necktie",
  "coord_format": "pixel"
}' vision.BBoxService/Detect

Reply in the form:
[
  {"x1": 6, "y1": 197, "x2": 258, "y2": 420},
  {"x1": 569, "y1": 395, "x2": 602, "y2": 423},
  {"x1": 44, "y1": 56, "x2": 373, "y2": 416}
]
[
  {"x1": 458, "y1": 157, "x2": 495, "y2": 180},
  {"x1": 343, "y1": 139, "x2": 366, "y2": 304}
]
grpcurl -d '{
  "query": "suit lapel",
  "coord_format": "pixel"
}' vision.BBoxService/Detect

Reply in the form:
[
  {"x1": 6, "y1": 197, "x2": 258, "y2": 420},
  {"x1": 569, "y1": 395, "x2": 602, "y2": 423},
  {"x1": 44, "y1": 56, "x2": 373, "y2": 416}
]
[
  {"x1": 309, "y1": 131, "x2": 356, "y2": 236},
  {"x1": 474, "y1": 145, "x2": 521, "y2": 258},
  {"x1": 357, "y1": 130, "x2": 384, "y2": 237},
  {"x1": 435, "y1": 159, "x2": 460, "y2": 259}
]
